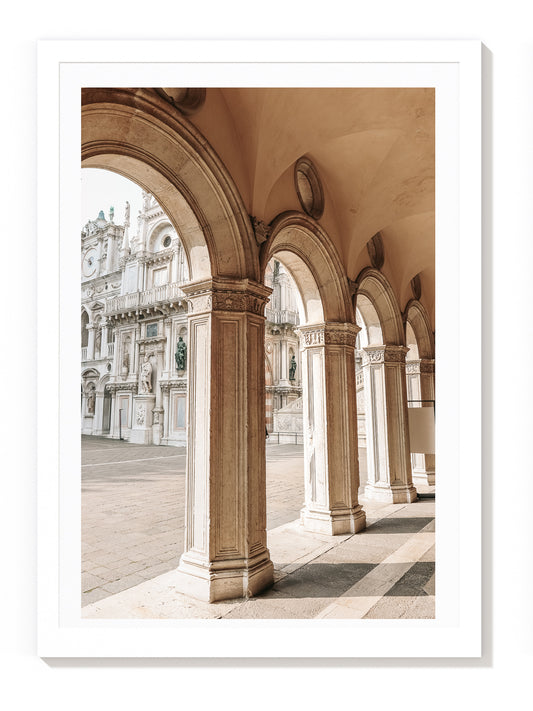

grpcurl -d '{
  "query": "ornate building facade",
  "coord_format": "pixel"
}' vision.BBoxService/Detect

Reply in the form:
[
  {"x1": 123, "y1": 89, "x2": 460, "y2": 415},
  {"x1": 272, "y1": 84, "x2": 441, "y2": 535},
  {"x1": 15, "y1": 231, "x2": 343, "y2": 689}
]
[
  {"x1": 81, "y1": 195, "x2": 304, "y2": 446},
  {"x1": 81, "y1": 192, "x2": 190, "y2": 446}
]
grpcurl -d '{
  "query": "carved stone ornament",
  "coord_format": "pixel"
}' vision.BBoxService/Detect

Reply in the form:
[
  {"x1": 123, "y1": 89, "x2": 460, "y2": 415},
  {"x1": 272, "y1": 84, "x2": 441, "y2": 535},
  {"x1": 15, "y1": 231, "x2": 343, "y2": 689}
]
[
  {"x1": 182, "y1": 279, "x2": 271, "y2": 317},
  {"x1": 154, "y1": 88, "x2": 207, "y2": 116},
  {"x1": 362, "y1": 345, "x2": 408, "y2": 366},
  {"x1": 367, "y1": 232, "x2": 385, "y2": 270},
  {"x1": 107, "y1": 382, "x2": 138, "y2": 394},
  {"x1": 406, "y1": 361, "x2": 421, "y2": 374},
  {"x1": 136, "y1": 405, "x2": 146, "y2": 426},
  {"x1": 160, "y1": 380, "x2": 187, "y2": 393},
  {"x1": 420, "y1": 359, "x2": 435, "y2": 374},
  {"x1": 251, "y1": 216, "x2": 271, "y2": 246},
  {"x1": 294, "y1": 156, "x2": 325, "y2": 220},
  {"x1": 299, "y1": 323, "x2": 360, "y2": 348},
  {"x1": 410, "y1": 273, "x2": 422, "y2": 300}
]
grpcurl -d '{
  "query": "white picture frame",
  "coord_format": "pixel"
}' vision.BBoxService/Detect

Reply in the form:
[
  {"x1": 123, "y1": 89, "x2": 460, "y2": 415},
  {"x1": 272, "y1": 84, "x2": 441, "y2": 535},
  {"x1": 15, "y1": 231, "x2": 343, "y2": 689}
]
[{"x1": 37, "y1": 39, "x2": 482, "y2": 658}]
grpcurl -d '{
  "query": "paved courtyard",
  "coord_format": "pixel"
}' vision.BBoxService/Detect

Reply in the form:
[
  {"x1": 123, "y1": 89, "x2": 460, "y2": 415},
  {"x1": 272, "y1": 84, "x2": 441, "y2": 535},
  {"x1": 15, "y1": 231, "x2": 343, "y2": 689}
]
[{"x1": 82, "y1": 436, "x2": 435, "y2": 619}]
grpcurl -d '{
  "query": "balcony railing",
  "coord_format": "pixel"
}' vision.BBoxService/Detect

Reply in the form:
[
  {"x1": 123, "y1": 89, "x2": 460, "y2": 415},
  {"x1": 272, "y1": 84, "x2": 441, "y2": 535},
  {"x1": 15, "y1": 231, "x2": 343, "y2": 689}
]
[
  {"x1": 81, "y1": 347, "x2": 88, "y2": 361},
  {"x1": 265, "y1": 308, "x2": 299, "y2": 326},
  {"x1": 105, "y1": 282, "x2": 185, "y2": 315},
  {"x1": 107, "y1": 342, "x2": 115, "y2": 358}
]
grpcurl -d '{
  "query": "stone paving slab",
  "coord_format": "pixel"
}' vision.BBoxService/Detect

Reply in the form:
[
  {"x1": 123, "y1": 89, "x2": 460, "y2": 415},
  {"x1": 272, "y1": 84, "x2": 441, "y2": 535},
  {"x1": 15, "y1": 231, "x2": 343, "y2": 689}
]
[
  {"x1": 82, "y1": 436, "x2": 435, "y2": 618},
  {"x1": 82, "y1": 437, "x2": 305, "y2": 606},
  {"x1": 83, "y1": 496, "x2": 435, "y2": 620}
]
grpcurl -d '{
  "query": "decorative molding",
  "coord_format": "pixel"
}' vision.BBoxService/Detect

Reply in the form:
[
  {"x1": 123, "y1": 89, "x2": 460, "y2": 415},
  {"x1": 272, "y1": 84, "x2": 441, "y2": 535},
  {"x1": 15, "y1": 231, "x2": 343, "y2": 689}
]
[
  {"x1": 137, "y1": 335, "x2": 167, "y2": 346},
  {"x1": 362, "y1": 345, "x2": 409, "y2": 366},
  {"x1": 250, "y1": 216, "x2": 271, "y2": 246},
  {"x1": 347, "y1": 278, "x2": 358, "y2": 297},
  {"x1": 152, "y1": 407, "x2": 164, "y2": 425},
  {"x1": 406, "y1": 358, "x2": 435, "y2": 374},
  {"x1": 160, "y1": 380, "x2": 187, "y2": 393},
  {"x1": 182, "y1": 279, "x2": 272, "y2": 317},
  {"x1": 367, "y1": 232, "x2": 385, "y2": 270},
  {"x1": 136, "y1": 405, "x2": 146, "y2": 426},
  {"x1": 294, "y1": 156, "x2": 324, "y2": 220},
  {"x1": 410, "y1": 273, "x2": 422, "y2": 300},
  {"x1": 299, "y1": 322, "x2": 360, "y2": 348},
  {"x1": 106, "y1": 382, "x2": 138, "y2": 394},
  {"x1": 154, "y1": 87, "x2": 206, "y2": 116},
  {"x1": 138, "y1": 250, "x2": 173, "y2": 266}
]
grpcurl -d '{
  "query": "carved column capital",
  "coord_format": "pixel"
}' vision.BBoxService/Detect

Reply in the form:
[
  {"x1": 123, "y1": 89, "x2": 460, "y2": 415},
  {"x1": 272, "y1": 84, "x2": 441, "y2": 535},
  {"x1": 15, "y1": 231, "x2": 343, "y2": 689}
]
[
  {"x1": 181, "y1": 278, "x2": 272, "y2": 317},
  {"x1": 362, "y1": 344, "x2": 409, "y2": 366},
  {"x1": 405, "y1": 357, "x2": 435, "y2": 374},
  {"x1": 299, "y1": 322, "x2": 361, "y2": 348}
]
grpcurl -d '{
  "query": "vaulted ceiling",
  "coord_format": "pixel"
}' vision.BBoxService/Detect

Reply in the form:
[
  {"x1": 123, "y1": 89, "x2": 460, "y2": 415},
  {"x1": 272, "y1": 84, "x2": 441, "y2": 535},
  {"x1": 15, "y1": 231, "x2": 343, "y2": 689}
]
[{"x1": 189, "y1": 88, "x2": 435, "y2": 323}]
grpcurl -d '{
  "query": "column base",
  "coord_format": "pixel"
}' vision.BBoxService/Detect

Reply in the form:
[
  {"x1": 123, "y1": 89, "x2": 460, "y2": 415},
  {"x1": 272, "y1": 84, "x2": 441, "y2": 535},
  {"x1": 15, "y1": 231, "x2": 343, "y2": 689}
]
[
  {"x1": 364, "y1": 482, "x2": 418, "y2": 504},
  {"x1": 172, "y1": 549, "x2": 274, "y2": 603},
  {"x1": 300, "y1": 505, "x2": 366, "y2": 535},
  {"x1": 412, "y1": 470, "x2": 435, "y2": 487}
]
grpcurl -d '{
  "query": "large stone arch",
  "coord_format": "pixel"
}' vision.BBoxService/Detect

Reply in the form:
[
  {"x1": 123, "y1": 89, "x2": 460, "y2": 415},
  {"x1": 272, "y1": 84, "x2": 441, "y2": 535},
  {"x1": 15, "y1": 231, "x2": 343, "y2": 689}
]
[
  {"x1": 355, "y1": 268, "x2": 405, "y2": 346},
  {"x1": 82, "y1": 88, "x2": 259, "y2": 282},
  {"x1": 404, "y1": 299, "x2": 434, "y2": 360},
  {"x1": 263, "y1": 212, "x2": 353, "y2": 325},
  {"x1": 404, "y1": 299, "x2": 435, "y2": 487},
  {"x1": 354, "y1": 269, "x2": 416, "y2": 503},
  {"x1": 262, "y1": 211, "x2": 365, "y2": 536},
  {"x1": 82, "y1": 88, "x2": 276, "y2": 604}
]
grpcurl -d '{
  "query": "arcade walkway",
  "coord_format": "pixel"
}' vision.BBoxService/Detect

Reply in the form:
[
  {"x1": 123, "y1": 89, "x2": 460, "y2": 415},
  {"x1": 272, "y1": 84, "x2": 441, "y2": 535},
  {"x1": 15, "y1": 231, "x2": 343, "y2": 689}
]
[{"x1": 82, "y1": 437, "x2": 435, "y2": 619}]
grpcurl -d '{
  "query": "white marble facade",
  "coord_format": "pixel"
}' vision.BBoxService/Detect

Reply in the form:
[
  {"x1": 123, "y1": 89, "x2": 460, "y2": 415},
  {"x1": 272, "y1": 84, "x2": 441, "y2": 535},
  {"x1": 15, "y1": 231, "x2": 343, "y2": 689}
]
[
  {"x1": 81, "y1": 194, "x2": 189, "y2": 446},
  {"x1": 81, "y1": 198, "x2": 304, "y2": 447}
]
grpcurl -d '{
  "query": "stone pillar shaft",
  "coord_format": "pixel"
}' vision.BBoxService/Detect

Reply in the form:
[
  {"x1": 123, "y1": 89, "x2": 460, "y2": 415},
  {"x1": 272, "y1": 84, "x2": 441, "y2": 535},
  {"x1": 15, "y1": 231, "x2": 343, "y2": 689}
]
[
  {"x1": 298, "y1": 323, "x2": 366, "y2": 535},
  {"x1": 406, "y1": 358, "x2": 435, "y2": 486},
  {"x1": 86, "y1": 325, "x2": 96, "y2": 360},
  {"x1": 362, "y1": 345, "x2": 417, "y2": 503},
  {"x1": 100, "y1": 320, "x2": 109, "y2": 356},
  {"x1": 174, "y1": 278, "x2": 274, "y2": 602}
]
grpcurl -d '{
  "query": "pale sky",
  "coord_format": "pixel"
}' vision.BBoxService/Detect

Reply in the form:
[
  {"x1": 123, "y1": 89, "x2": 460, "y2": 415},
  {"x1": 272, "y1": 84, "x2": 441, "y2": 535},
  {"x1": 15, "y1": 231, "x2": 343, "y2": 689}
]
[{"x1": 81, "y1": 168, "x2": 145, "y2": 230}]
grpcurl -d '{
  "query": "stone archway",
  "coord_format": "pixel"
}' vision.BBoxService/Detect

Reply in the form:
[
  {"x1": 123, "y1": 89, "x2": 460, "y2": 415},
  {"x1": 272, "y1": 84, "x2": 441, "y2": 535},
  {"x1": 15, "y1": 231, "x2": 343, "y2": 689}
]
[
  {"x1": 82, "y1": 88, "x2": 273, "y2": 602},
  {"x1": 263, "y1": 212, "x2": 366, "y2": 535},
  {"x1": 355, "y1": 268, "x2": 417, "y2": 503},
  {"x1": 404, "y1": 299, "x2": 435, "y2": 486}
]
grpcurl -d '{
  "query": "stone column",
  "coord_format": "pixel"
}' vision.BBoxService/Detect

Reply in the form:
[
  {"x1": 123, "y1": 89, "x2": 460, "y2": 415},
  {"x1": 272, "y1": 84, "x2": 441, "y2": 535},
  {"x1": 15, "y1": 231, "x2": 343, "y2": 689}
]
[
  {"x1": 164, "y1": 318, "x2": 172, "y2": 378},
  {"x1": 100, "y1": 318, "x2": 109, "y2": 358},
  {"x1": 106, "y1": 237, "x2": 115, "y2": 272},
  {"x1": 279, "y1": 337, "x2": 290, "y2": 386},
  {"x1": 93, "y1": 392, "x2": 105, "y2": 435},
  {"x1": 298, "y1": 323, "x2": 366, "y2": 535},
  {"x1": 161, "y1": 384, "x2": 170, "y2": 443},
  {"x1": 109, "y1": 389, "x2": 117, "y2": 437},
  {"x1": 173, "y1": 278, "x2": 274, "y2": 603},
  {"x1": 406, "y1": 358, "x2": 435, "y2": 486},
  {"x1": 362, "y1": 345, "x2": 417, "y2": 503},
  {"x1": 86, "y1": 325, "x2": 96, "y2": 360}
]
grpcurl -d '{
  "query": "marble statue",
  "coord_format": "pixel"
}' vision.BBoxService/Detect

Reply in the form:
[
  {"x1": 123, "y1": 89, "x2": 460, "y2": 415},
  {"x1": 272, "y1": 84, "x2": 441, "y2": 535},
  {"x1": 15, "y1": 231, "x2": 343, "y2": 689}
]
[
  {"x1": 289, "y1": 355, "x2": 297, "y2": 381},
  {"x1": 86, "y1": 385, "x2": 95, "y2": 414},
  {"x1": 141, "y1": 356, "x2": 153, "y2": 393},
  {"x1": 175, "y1": 336, "x2": 187, "y2": 371}
]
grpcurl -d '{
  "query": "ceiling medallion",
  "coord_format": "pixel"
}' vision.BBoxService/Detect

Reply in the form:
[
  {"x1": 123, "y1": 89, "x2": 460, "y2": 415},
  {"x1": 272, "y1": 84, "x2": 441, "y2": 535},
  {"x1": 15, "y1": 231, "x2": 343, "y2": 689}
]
[
  {"x1": 367, "y1": 232, "x2": 385, "y2": 270},
  {"x1": 294, "y1": 157, "x2": 324, "y2": 220}
]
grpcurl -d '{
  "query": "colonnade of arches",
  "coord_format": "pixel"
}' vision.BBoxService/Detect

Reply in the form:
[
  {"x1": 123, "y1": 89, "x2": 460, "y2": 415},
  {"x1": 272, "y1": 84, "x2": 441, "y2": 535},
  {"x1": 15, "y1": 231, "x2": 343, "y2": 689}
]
[{"x1": 82, "y1": 88, "x2": 435, "y2": 602}]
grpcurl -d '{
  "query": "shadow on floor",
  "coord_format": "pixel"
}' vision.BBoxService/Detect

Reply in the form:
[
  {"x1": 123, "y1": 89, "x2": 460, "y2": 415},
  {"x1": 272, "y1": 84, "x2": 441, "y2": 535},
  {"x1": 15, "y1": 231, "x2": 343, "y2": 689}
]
[{"x1": 363, "y1": 517, "x2": 434, "y2": 534}]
